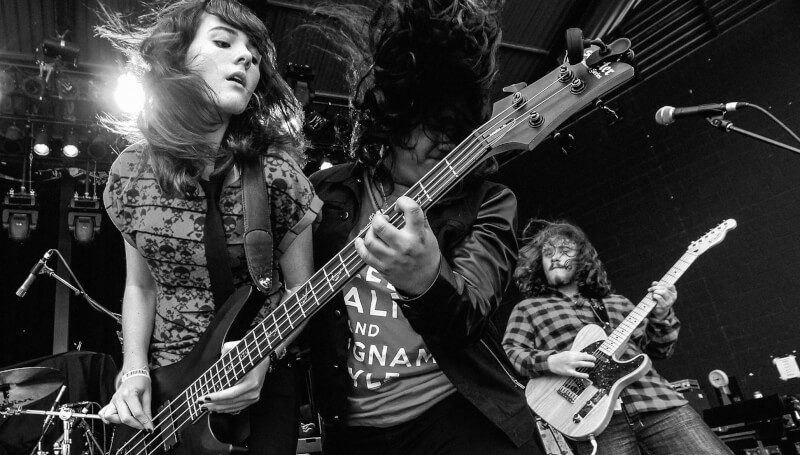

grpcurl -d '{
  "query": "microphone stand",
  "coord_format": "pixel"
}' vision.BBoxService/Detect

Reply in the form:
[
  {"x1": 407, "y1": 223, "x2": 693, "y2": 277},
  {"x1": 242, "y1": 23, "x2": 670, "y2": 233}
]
[
  {"x1": 40, "y1": 250, "x2": 122, "y2": 324},
  {"x1": 76, "y1": 418, "x2": 104, "y2": 455},
  {"x1": 707, "y1": 115, "x2": 800, "y2": 156},
  {"x1": 40, "y1": 264, "x2": 121, "y2": 324},
  {"x1": 31, "y1": 384, "x2": 67, "y2": 455}
]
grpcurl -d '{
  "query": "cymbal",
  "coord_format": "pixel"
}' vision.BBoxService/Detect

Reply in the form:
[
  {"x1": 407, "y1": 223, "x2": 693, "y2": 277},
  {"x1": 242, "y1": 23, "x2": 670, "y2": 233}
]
[{"x1": 0, "y1": 367, "x2": 64, "y2": 409}]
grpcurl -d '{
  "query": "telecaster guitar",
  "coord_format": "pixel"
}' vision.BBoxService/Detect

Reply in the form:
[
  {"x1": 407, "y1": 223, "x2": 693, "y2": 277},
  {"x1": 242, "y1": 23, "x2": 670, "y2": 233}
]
[
  {"x1": 110, "y1": 38, "x2": 636, "y2": 455},
  {"x1": 525, "y1": 219, "x2": 737, "y2": 441}
]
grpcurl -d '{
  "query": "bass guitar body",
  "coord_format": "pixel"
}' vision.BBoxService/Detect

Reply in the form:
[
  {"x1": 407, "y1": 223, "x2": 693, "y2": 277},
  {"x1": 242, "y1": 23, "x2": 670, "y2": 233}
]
[
  {"x1": 525, "y1": 324, "x2": 651, "y2": 441},
  {"x1": 111, "y1": 287, "x2": 257, "y2": 455}
]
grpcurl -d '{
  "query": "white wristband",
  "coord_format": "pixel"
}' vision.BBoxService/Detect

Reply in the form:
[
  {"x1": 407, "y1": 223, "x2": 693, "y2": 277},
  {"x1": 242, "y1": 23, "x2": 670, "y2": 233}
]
[{"x1": 118, "y1": 367, "x2": 150, "y2": 387}]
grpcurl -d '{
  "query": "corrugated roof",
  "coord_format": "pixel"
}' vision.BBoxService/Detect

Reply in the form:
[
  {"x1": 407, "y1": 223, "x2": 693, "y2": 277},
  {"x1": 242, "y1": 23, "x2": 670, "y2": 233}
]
[{"x1": 0, "y1": 0, "x2": 780, "y2": 169}]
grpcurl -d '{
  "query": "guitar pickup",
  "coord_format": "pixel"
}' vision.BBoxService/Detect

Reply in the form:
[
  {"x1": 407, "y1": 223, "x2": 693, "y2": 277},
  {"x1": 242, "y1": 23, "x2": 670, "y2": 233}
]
[
  {"x1": 572, "y1": 389, "x2": 607, "y2": 423},
  {"x1": 557, "y1": 378, "x2": 591, "y2": 404}
]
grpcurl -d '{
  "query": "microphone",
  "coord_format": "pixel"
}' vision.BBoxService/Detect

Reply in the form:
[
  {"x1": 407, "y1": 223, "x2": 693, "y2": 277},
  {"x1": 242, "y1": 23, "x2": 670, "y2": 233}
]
[
  {"x1": 655, "y1": 102, "x2": 748, "y2": 125},
  {"x1": 42, "y1": 384, "x2": 67, "y2": 430},
  {"x1": 16, "y1": 250, "x2": 54, "y2": 297}
]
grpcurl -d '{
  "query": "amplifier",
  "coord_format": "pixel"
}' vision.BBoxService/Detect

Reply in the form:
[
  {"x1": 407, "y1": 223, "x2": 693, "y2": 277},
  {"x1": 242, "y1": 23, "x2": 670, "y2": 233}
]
[
  {"x1": 669, "y1": 378, "x2": 711, "y2": 412},
  {"x1": 680, "y1": 388, "x2": 712, "y2": 413},
  {"x1": 297, "y1": 436, "x2": 322, "y2": 454},
  {"x1": 670, "y1": 378, "x2": 700, "y2": 391}
]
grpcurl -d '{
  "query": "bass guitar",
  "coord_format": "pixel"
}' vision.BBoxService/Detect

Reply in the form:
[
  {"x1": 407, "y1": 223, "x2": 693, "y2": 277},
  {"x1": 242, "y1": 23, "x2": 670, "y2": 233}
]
[
  {"x1": 525, "y1": 219, "x2": 737, "y2": 441},
  {"x1": 111, "y1": 36, "x2": 636, "y2": 455}
]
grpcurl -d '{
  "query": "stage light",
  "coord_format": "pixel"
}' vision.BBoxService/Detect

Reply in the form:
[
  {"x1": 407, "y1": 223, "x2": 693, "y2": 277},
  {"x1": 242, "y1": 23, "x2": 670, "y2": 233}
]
[
  {"x1": 87, "y1": 133, "x2": 109, "y2": 160},
  {"x1": 5, "y1": 124, "x2": 22, "y2": 141},
  {"x1": 68, "y1": 196, "x2": 102, "y2": 244},
  {"x1": 39, "y1": 37, "x2": 80, "y2": 68},
  {"x1": 62, "y1": 130, "x2": 79, "y2": 158},
  {"x1": 2, "y1": 124, "x2": 23, "y2": 154},
  {"x1": 2, "y1": 190, "x2": 38, "y2": 243},
  {"x1": 33, "y1": 128, "x2": 50, "y2": 156},
  {"x1": 114, "y1": 73, "x2": 144, "y2": 114}
]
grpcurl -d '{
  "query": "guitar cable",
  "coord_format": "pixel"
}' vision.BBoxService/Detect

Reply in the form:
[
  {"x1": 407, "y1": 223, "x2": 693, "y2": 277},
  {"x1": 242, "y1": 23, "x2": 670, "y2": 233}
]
[{"x1": 588, "y1": 435, "x2": 598, "y2": 455}]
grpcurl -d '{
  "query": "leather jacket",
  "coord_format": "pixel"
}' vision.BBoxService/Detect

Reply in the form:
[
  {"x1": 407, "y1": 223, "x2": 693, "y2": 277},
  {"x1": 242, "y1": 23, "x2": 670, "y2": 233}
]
[{"x1": 307, "y1": 162, "x2": 536, "y2": 447}]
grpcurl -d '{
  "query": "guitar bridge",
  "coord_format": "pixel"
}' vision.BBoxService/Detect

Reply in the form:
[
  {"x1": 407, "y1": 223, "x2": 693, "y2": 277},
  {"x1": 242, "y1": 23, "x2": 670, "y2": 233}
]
[
  {"x1": 572, "y1": 389, "x2": 607, "y2": 423},
  {"x1": 557, "y1": 378, "x2": 590, "y2": 404}
]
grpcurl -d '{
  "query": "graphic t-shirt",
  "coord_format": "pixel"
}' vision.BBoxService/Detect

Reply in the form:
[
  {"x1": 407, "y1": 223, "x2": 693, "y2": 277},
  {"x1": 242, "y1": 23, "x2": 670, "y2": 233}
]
[{"x1": 343, "y1": 177, "x2": 455, "y2": 427}]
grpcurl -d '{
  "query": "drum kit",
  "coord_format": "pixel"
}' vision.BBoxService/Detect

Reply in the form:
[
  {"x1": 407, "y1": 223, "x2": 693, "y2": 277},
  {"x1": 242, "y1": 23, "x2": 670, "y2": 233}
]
[{"x1": 0, "y1": 366, "x2": 106, "y2": 455}]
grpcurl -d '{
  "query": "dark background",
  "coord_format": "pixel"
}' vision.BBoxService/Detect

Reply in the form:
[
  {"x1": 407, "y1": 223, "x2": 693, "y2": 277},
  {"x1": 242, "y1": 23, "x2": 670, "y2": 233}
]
[
  {"x1": 498, "y1": 0, "x2": 800, "y2": 402},
  {"x1": 2, "y1": 0, "x2": 799, "y2": 412}
]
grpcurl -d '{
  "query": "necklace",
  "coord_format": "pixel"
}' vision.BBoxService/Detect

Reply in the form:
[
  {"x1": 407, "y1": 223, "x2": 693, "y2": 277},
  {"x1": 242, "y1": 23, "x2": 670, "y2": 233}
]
[
  {"x1": 376, "y1": 178, "x2": 389, "y2": 210},
  {"x1": 366, "y1": 172, "x2": 389, "y2": 212}
]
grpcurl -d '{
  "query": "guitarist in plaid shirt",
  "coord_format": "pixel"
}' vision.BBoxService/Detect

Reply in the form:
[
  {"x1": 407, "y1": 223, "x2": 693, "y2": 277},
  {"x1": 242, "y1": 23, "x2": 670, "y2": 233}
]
[{"x1": 503, "y1": 220, "x2": 731, "y2": 455}]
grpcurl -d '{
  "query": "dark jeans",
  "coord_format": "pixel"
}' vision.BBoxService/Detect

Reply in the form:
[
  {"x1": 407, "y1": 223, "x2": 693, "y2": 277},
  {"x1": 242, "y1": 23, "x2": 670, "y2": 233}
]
[
  {"x1": 247, "y1": 360, "x2": 301, "y2": 455},
  {"x1": 573, "y1": 405, "x2": 732, "y2": 455},
  {"x1": 323, "y1": 392, "x2": 543, "y2": 455}
]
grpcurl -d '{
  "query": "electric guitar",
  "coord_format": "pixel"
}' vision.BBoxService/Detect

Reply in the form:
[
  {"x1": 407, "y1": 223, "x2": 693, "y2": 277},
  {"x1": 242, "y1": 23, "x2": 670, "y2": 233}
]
[
  {"x1": 110, "y1": 39, "x2": 636, "y2": 455},
  {"x1": 525, "y1": 219, "x2": 737, "y2": 441}
]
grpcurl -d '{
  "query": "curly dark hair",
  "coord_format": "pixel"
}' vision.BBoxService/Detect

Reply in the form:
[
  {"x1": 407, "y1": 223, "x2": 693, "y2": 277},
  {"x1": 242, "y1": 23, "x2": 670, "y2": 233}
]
[
  {"x1": 97, "y1": 0, "x2": 305, "y2": 196},
  {"x1": 310, "y1": 0, "x2": 503, "y2": 189},
  {"x1": 515, "y1": 219, "x2": 613, "y2": 299}
]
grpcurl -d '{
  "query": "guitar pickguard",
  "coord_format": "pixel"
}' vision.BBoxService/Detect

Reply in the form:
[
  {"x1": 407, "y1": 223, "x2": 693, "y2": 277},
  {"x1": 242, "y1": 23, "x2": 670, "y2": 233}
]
[
  {"x1": 570, "y1": 342, "x2": 645, "y2": 425},
  {"x1": 586, "y1": 350, "x2": 644, "y2": 393}
]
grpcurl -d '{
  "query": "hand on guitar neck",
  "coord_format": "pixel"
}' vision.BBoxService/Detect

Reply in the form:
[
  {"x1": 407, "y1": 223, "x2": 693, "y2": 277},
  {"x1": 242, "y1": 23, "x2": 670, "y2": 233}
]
[
  {"x1": 354, "y1": 195, "x2": 442, "y2": 297},
  {"x1": 200, "y1": 339, "x2": 272, "y2": 415},
  {"x1": 647, "y1": 281, "x2": 677, "y2": 320}
]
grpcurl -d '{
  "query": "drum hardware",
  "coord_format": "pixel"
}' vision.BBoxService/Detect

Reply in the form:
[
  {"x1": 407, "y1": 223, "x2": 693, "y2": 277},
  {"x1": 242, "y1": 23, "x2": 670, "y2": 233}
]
[
  {"x1": 0, "y1": 367, "x2": 65, "y2": 410},
  {"x1": 2, "y1": 404, "x2": 104, "y2": 455}
]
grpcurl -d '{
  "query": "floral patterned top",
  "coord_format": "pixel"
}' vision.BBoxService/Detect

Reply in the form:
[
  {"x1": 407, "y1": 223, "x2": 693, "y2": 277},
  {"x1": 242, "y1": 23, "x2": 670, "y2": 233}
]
[{"x1": 104, "y1": 147, "x2": 322, "y2": 368}]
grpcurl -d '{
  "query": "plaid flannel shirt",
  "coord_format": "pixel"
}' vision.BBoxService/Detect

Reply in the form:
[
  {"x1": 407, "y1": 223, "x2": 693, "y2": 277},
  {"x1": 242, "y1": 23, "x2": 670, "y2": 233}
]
[{"x1": 503, "y1": 291, "x2": 687, "y2": 416}]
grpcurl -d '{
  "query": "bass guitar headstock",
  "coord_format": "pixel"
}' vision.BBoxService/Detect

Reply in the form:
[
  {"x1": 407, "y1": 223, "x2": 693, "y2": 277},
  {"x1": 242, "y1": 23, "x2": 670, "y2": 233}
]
[{"x1": 484, "y1": 30, "x2": 635, "y2": 158}]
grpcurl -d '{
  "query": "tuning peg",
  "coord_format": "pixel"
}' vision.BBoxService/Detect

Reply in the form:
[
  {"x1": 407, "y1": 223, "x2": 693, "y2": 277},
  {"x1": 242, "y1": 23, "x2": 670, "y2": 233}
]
[{"x1": 503, "y1": 83, "x2": 527, "y2": 93}]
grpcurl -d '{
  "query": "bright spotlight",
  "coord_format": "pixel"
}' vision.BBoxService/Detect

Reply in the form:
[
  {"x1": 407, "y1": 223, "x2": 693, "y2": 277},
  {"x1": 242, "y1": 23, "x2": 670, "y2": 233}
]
[
  {"x1": 114, "y1": 73, "x2": 144, "y2": 114},
  {"x1": 63, "y1": 144, "x2": 79, "y2": 158},
  {"x1": 319, "y1": 157, "x2": 333, "y2": 170},
  {"x1": 33, "y1": 128, "x2": 50, "y2": 156},
  {"x1": 63, "y1": 130, "x2": 79, "y2": 158}
]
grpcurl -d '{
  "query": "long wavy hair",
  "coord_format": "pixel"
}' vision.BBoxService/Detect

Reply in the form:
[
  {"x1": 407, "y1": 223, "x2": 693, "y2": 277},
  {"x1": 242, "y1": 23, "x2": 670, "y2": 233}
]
[
  {"x1": 96, "y1": 0, "x2": 306, "y2": 196},
  {"x1": 515, "y1": 220, "x2": 613, "y2": 299},
  {"x1": 308, "y1": 0, "x2": 503, "y2": 191}
]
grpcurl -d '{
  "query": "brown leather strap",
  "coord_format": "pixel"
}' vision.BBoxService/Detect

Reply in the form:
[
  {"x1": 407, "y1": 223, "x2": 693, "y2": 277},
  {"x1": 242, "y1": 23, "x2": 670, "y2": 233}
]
[{"x1": 241, "y1": 156, "x2": 277, "y2": 294}]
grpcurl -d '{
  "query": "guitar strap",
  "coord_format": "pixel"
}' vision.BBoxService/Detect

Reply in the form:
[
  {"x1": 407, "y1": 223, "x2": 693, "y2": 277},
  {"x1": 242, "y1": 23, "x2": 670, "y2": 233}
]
[
  {"x1": 200, "y1": 156, "x2": 278, "y2": 310},
  {"x1": 199, "y1": 172, "x2": 235, "y2": 309},
  {"x1": 241, "y1": 155, "x2": 279, "y2": 295},
  {"x1": 587, "y1": 298, "x2": 612, "y2": 332}
]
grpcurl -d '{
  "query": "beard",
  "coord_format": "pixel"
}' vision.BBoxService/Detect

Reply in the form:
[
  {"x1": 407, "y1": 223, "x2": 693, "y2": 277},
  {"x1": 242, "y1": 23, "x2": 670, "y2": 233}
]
[{"x1": 546, "y1": 261, "x2": 576, "y2": 287}]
